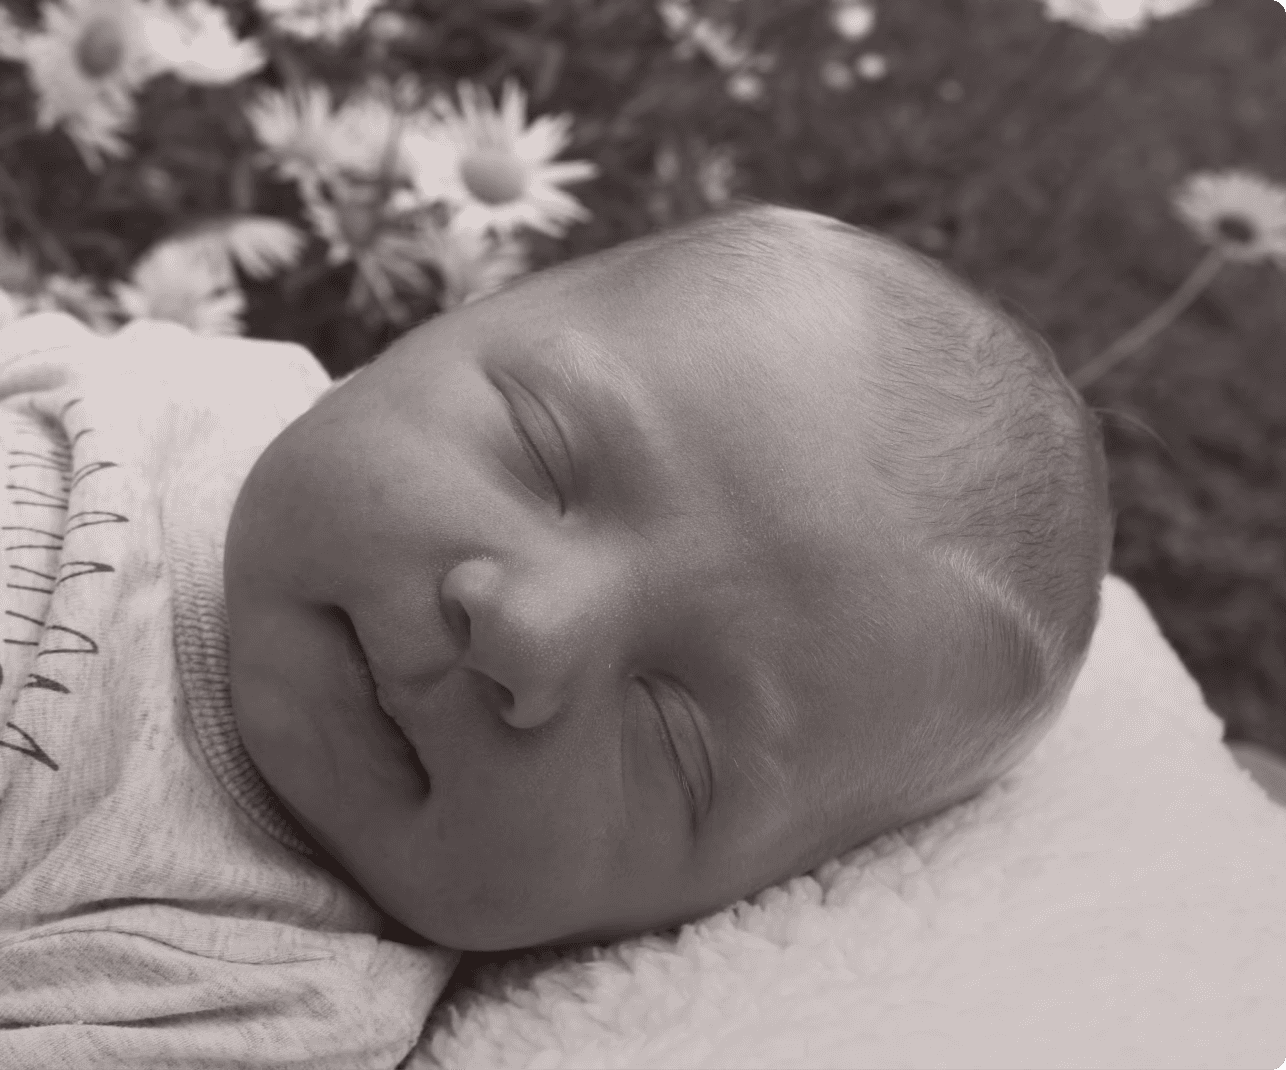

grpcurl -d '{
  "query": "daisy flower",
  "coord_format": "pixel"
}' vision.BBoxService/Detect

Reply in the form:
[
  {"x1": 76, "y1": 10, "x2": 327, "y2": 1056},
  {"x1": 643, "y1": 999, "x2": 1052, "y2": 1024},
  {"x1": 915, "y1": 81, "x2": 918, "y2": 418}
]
[
  {"x1": 434, "y1": 221, "x2": 529, "y2": 310},
  {"x1": 726, "y1": 70, "x2": 764, "y2": 103},
  {"x1": 1071, "y1": 169, "x2": 1286, "y2": 390},
  {"x1": 254, "y1": 0, "x2": 381, "y2": 43},
  {"x1": 696, "y1": 145, "x2": 736, "y2": 206},
  {"x1": 300, "y1": 171, "x2": 446, "y2": 325},
  {"x1": 1172, "y1": 169, "x2": 1286, "y2": 264},
  {"x1": 18, "y1": 0, "x2": 167, "y2": 168},
  {"x1": 401, "y1": 79, "x2": 598, "y2": 238},
  {"x1": 13, "y1": 0, "x2": 263, "y2": 169},
  {"x1": 178, "y1": 215, "x2": 308, "y2": 280},
  {"x1": 855, "y1": 52, "x2": 888, "y2": 80},
  {"x1": 657, "y1": 0, "x2": 694, "y2": 38},
  {"x1": 246, "y1": 82, "x2": 418, "y2": 199},
  {"x1": 245, "y1": 82, "x2": 342, "y2": 192},
  {"x1": 249, "y1": 81, "x2": 446, "y2": 325},
  {"x1": 249, "y1": 82, "x2": 443, "y2": 321},
  {"x1": 112, "y1": 234, "x2": 247, "y2": 335},
  {"x1": 831, "y1": 0, "x2": 876, "y2": 42},
  {"x1": 220, "y1": 217, "x2": 309, "y2": 278},
  {"x1": 142, "y1": 0, "x2": 265, "y2": 86},
  {"x1": 1039, "y1": 0, "x2": 1208, "y2": 38}
]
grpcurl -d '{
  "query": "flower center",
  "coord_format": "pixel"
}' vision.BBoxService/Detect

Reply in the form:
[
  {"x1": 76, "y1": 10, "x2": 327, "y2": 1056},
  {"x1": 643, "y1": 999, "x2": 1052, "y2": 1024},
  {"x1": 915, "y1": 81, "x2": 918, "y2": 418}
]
[
  {"x1": 460, "y1": 149, "x2": 527, "y2": 205},
  {"x1": 1215, "y1": 214, "x2": 1256, "y2": 245},
  {"x1": 76, "y1": 16, "x2": 126, "y2": 79}
]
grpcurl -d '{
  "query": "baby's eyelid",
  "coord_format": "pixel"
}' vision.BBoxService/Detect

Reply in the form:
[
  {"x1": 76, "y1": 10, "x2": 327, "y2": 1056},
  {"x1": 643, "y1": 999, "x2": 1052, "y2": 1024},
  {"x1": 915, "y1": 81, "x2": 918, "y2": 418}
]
[
  {"x1": 640, "y1": 677, "x2": 698, "y2": 821},
  {"x1": 492, "y1": 378, "x2": 565, "y2": 511},
  {"x1": 502, "y1": 373, "x2": 575, "y2": 501},
  {"x1": 514, "y1": 408, "x2": 565, "y2": 509}
]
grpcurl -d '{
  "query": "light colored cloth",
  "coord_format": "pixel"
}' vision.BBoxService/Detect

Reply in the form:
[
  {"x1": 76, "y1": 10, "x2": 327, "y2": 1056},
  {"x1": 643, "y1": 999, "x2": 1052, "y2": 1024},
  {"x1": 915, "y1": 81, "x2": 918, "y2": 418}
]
[
  {"x1": 415, "y1": 573, "x2": 1286, "y2": 1070},
  {"x1": 0, "y1": 313, "x2": 457, "y2": 1070}
]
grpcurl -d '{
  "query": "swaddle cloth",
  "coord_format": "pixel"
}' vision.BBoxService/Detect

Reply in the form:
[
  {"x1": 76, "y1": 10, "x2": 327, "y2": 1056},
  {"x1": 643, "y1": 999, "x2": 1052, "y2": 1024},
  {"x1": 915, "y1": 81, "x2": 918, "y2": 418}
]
[
  {"x1": 0, "y1": 312, "x2": 457, "y2": 1070},
  {"x1": 415, "y1": 572, "x2": 1286, "y2": 1070}
]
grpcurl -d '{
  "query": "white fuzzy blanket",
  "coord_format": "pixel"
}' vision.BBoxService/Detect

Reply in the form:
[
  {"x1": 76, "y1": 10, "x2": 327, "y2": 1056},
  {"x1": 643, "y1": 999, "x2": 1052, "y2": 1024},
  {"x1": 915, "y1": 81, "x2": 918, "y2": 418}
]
[{"x1": 412, "y1": 574, "x2": 1286, "y2": 1069}]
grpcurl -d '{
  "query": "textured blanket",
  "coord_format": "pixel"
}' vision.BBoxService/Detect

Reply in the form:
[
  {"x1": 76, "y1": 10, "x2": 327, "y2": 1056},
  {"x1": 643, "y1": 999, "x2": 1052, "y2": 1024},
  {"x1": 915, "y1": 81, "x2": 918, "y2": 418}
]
[{"x1": 412, "y1": 574, "x2": 1286, "y2": 1069}]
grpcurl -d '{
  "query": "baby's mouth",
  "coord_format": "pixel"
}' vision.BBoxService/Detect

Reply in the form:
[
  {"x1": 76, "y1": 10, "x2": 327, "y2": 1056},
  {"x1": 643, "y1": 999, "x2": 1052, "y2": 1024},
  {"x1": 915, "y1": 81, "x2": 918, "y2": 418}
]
[
  {"x1": 333, "y1": 607, "x2": 432, "y2": 793},
  {"x1": 374, "y1": 687, "x2": 431, "y2": 789}
]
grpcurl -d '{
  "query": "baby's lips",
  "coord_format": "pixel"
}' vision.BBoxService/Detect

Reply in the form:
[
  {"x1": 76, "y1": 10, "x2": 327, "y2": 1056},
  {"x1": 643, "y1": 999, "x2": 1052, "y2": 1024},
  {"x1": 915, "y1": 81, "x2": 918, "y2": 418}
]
[
  {"x1": 333, "y1": 606, "x2": 433, "y2": 793},
  {"x1": 374, "y1": 683, "x2": 431, "y2": 782}
]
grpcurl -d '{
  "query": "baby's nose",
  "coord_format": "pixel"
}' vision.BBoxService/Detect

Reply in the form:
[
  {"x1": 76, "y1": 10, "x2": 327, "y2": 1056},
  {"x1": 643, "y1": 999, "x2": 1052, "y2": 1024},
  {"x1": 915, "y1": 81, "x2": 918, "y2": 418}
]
[{"x1": 440, "y1": 556, "x2": 628, "y2": 730}]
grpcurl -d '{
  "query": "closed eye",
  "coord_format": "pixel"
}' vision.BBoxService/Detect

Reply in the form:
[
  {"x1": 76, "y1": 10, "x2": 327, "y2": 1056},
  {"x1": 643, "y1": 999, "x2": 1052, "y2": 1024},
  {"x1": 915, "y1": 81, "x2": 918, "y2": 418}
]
[
  {"x1": 492, "y1": 377, "x2": 564, "y2": 511},
  {"x1": 640, "y1": 678, "x2": 698, "y2": 819}
]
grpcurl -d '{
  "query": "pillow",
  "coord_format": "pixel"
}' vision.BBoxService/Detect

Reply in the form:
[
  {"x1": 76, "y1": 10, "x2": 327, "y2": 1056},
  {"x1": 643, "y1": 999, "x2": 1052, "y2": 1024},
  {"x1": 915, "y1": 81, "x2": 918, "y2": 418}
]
[{"x1": 411, "y1": 574, "x2": 1286, "y2": 1070}]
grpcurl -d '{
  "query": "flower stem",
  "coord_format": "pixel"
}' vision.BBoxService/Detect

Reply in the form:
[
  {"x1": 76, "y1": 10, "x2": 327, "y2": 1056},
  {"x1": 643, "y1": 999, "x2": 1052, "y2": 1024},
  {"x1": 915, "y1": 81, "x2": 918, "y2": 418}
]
[{"x1": 1071, "y1": 246, "x2": 1226, "y2": 390}]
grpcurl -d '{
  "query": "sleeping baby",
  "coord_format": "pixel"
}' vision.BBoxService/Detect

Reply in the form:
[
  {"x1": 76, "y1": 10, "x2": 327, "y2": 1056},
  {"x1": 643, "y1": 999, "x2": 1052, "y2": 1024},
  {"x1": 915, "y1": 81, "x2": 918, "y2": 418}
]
[{"x1": 0, "y1": 203, "x2": 1113, "y2": 1067}]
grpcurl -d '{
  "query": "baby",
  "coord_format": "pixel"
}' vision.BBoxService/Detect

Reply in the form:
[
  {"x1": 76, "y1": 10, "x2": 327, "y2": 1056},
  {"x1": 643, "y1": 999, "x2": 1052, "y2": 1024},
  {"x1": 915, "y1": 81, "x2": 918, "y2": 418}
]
[{"x1": 0, "y1": 204, "x2": 1112, "y2": 1067}]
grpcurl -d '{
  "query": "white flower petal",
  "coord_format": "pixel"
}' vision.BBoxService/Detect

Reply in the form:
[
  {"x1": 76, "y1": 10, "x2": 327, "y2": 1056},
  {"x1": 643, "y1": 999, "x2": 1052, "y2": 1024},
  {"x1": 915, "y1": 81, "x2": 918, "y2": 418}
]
[
  {"x1": 855, "y1": 52, "x2": 888, "y2": 80},
  {"x1": 168, "y1": 39, "x2": 266, "y2": 84},
  {"x1": 436, "y1": 221, "x2": 529, "y2": 308},
  {"x1": 530, "y1": 159, "x2": 598, "y2": 186},
  {"x1": 726, "y1": 71, "x2": 764, "y2": 103},
  {"x1": 1172, "y1": 169, "x2": 1286, "y2": 263},
  {"x1": 499, "y1": 79, "x2": 527, "y2": 143},
  {"x1": 222, "y1": 217, "x2": 308, "y2": 278},
  {"x1": 140, "y1": 0, "x2": 266, "y2": 84},
  {"x1": 831, "y1": 1, "x2": 876, "y2": 41},
  {"x1": 514, "y1": 113, "x2": 574, "y2": 165},
  {"x1": 407, "y1": 80, "x2": 597, "y2": 238},
  {"x1": 657, "y1": 0, "x2": 695, "y2": 37},
  {"x1": 1040, "y1": 0, "x2": 1207, "y2": 37},
  {"x1": 0, "y1": 8, "x2": 27, "y2": 59},
  {"x1": 124, "y1": 237, "x2": 246, "y2": 335},
  {"x1": 256, "y1": 0, "x2": 380, "y2": 42},
  {"x1": 20, "y1": 0, "x2": 161, "y2": 168}
]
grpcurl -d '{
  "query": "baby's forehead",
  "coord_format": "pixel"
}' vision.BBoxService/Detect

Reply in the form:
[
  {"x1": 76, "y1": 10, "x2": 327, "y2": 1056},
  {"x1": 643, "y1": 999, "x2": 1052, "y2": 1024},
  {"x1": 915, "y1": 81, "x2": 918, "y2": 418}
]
[{"x1": 496, "y1": 227, "x2": 894, "y2": 597}]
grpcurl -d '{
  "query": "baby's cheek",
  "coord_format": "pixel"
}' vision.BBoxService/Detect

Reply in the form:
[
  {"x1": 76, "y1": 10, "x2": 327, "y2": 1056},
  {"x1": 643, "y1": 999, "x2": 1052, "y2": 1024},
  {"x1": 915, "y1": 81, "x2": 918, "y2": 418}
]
[{"x1": 392, "y1": 802, "x2": 563, "y2": 949}]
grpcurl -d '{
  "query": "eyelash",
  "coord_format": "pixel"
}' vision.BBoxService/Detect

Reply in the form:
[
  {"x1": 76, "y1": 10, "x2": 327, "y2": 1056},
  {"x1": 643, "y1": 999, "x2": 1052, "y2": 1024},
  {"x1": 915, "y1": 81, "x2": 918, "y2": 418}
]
[
  {"x1": 505, "y1": 402, "x2": 564, "y2": 512},
  {"x1": 640, "y1": 678, "x2": 696, "y2": 812}
]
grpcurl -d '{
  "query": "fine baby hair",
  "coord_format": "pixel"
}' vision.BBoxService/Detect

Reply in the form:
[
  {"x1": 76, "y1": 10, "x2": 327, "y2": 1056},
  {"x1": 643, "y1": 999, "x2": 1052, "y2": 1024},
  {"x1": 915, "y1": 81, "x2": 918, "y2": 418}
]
[{"x1": 592, "y1": 203, "x2": 1116, "y2": 869}]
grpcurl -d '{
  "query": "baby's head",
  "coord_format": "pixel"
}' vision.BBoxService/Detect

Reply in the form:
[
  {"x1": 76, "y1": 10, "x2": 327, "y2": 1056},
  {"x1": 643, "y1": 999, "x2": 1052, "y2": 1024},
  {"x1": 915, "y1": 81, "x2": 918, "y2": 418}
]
[{"x1": 224, "y1": 204, "x2": 1113, "y2": 952}]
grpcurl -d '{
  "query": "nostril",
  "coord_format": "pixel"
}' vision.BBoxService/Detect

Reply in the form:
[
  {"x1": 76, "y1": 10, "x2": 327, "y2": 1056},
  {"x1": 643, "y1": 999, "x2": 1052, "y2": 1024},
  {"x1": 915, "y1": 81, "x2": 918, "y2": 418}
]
[
  {"x1": 463, "y1": 667, "x2": 513, "y2": 712},
  {"x1": 443, "y1": 597, "x2": 471, "y2": 647}
]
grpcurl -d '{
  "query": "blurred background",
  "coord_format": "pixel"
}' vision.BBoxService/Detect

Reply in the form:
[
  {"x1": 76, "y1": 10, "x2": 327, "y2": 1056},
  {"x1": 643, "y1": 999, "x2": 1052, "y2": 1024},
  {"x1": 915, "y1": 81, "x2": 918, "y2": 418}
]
[{"x1": 2, "y1": 0, "x2": 1284, "y2": 759}]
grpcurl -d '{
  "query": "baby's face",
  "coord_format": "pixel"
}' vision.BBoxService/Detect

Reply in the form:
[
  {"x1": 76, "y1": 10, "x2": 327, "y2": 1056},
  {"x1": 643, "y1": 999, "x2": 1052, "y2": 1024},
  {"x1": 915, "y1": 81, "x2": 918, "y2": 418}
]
[{"x1": 226, "y1": 240, "x2": 907, "y2": 950}]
